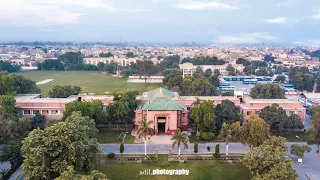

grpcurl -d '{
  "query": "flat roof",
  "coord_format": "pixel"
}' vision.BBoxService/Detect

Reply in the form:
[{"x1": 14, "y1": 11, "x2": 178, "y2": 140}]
[
  {"x1": 180, "y1": 96, "x2": 238, "y2": 101},
  {"x1": 17, "y1": 97, "x2": 77, "y2": 103},
  {"x1": 301, "y1": 93, "x2": 320, "y2": 100},
  {"x1": 14, "y1": 94, "x2": 41, "y2": 102},
  {"x1": 244, "y1": 96, "x2": 299, "y2": 104}
]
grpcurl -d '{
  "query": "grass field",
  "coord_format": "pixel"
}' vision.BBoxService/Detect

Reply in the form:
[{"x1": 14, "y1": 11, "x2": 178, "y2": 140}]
[
  {"x1": 96, "y1": 155, "x2": 252, "y2": 180},
  {"x1": 96, "y1": 130, "x2": 135, "y2": 144},
  {"x1": 16, "y1": 71, "x2": 162, "y2": 96},
  {"x1": 278, "y1": 131, "x2": 309, "y2": 142}
]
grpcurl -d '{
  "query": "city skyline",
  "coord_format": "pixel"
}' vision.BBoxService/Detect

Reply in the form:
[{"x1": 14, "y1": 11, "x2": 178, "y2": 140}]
[{"x1": 0, "y1": 0, "x2": 320, "y2": 45}]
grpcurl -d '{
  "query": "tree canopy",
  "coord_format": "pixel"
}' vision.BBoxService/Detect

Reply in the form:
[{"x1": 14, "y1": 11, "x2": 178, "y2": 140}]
[
  {"x1": 242, "y1": 136, "x2": 298, "y2": 180},
  {"x1": 308, "y1": 111, "x2": 320, "y2": 153},
  {"x1": 190, "y1": 100, "x2": 216, "y2": 141},
  {"x1": 215, "y1": 99, "x2": 241, "y2": 131},
  {"x1": 0, "y1": 61, "x2": 21, "y2": 73},
  {"x1": 289, "y1": 67, "x2": 314, "y2": 91},
  {"x1": 0, "y1": 71, "x2": 15, "y2": 95},
  {"x1": 250, "y1": 83, "x2": 285, "y2": 99},
  {"x1": 48, "y1": 85, "x2": 81, "y2": 98},
  {"x1": 21, "y1": 112, "x2": 100, "y2": 180},
  {"x1": 64, "y1": 100, "x2": 107, "y2": 125},
  {"x1": 11, "y1": 74, "x2": 41, "y2": 94}
]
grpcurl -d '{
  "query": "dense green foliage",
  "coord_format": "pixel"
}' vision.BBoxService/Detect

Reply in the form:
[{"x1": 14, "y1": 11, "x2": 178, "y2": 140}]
[
  {"x1": 194, "y1": 142, "x2": 198, "y2": 153},
  {"x1": 214, "y1": 144, "x2": 220, "y2": 158},
  {"x1": 242, "y1": 136, "x2": 298, "y2": 180},
  {"x1": 11, "y1": 74, "x2": 41, "y2": 94},
  {"x1": 99, "y1": 52, "x2": 114, "y2": 57},
  {"x1": 290, "y1": 144, "x2": 311, "y2": 158},
  {"x1": 190, "y1": 101, "x2": 216, "y2": 141},
  {"x1": 160, "y1": 55, "x2": 180, "y2": 68},
  {"x1": 233, "y1": 115, "x2": 270, "y2": 148},
  {"x1": 289, "y1": 66, "x2": 314, "y2": 91},
  {"x1": 215, "y1": 100, "x2": 241, "y2": 131},
  {"x1": 48, "y1": 85, "x2": 81, "y2": 98},
  {"x1": 308, "y1": 111, "x2": 320, "y2": 152},
  {"x1": 250, "y1": 83, "x2": 285, "y2": 99},
  {"x1": 21, "y1": 112, "x2": 100, "y2": 179},
  {"x1": 0, "y1": 95, "x2": 20, "y2": 121},
  {"x1": 37, "y1": 59, "x2": 64, "y2": 70},
  {"x1": 120, "y1": 143, "x2": 124, "y2": 153},
  {"x1": 64, "y1": 100, "x2": 107, "y2": 124},
  {"x1": 260, "y1": 104, "x2": 303, "y2": 134},
  {"x1": 181, "y1": 56, "x2": 226, "y2": 65},
  {"x1": 0, "y1": 71, "x2": 15, "y2": 95},
  {"x1": 0, "y1": 61, "x2": 21, "y2": 72}
]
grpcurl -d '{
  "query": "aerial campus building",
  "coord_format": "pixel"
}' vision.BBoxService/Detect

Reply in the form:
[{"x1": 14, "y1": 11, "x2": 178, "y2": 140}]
[{"x1": 15, "y1": 88, "x2": 306, "y2": 135}]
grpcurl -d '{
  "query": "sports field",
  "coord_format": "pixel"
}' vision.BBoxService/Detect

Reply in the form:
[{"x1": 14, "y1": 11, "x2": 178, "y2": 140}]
[{"x1": 16, "y1": 71, "x2": 162, "y2": 96}]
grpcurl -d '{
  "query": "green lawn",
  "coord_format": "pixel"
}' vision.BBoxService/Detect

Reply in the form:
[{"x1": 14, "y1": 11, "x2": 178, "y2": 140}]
[
  {"x1": 96, "y1": 155, "x2": 252, "y2": 180},
  {"x1": 278, "y1": 131, "x2": 309, "y2": 142},
  {"x1": 96, "y1": 130, "x2": 135, "y2": 144},
  {"x1": 15, "y1": 71, "x2": 162, "y2": 96}
]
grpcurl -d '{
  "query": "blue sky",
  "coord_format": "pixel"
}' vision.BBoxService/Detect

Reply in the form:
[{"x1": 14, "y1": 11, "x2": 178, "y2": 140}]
[{"x1": 0, "y1": 0, "x2": 320, "y2": 45}]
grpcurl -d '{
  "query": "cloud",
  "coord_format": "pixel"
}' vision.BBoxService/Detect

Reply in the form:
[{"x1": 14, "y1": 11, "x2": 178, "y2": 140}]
[
  {"x1": 44, "y1": 0, "x2": 117, "y2": 11},
  {"x1": 293, "y1": 40, "x2": 320, "y2": 47},
  {"x1": 311, "y1": 9, "x2": 320, "y2": 20},
  {"x1": 124, "y1": 7, "x2": 151, "y2": 13},
  {"x1": 265, "y1": 17, "x2": 288, "y2": 24},
  {"x1": 0, "y1": 0, "x2": 118, "y2": 26},
  {"x1": 175, "y1": 1, "x2": 238, "y2": 10},
  {"x1": 275, "y1": 0, "x2": 298, "y2": 7},
  {"x1": 217, "y1": 32, "x2": 278, "y2": 44}
]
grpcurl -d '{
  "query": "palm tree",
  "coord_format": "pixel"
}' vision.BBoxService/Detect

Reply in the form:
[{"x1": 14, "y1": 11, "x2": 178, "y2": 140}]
[
  {"x1": 217, "y1": 123, "x2": 232, "y2": 157},
  {"x1": 171, "y1": 128, "x2": 189, "y2": 160},
  {"x1": 137, "y1": 118, "x2": 155, "y2": 159}
]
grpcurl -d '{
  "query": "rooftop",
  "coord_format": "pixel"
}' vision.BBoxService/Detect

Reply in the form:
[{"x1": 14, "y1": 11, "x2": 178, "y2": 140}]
[
  {"x1": 244, "y1": 96, "x2": 300, "y2": 104},
  {"x1": 141, "y1": 97, "x2": 186, "y2": 111}
]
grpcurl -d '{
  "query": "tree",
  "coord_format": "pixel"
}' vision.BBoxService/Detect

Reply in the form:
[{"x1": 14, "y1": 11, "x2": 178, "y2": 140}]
[
  {"x1": 289, "y1": 67, "x2": 314, "y2": 91},
  {"x1": 209, "y1": 74, "x2": 220, "y2": 87},
  {"x1": 48, "y1": 85, "x2": 81, "y2": 98},
  {"x1": 250, "y1": 83, "x2": 285, "y2": 99},
  {"x1": 226, "y1": 64, "x2": 236, "y2": 76},
  {"x1": 37, "y1": 59, "x2": 64, "y2": 70},
  {"x1": 308, "y1": 111, "x2": 320, "y2": 153},
  {"x1": 0, "y1": 118, "x2": 32, "y2": 168},
  {"x1": 120, "y1": 143, "x2": 124, "y2": 154},
  {"x1": 214, "y1": 144, "x2": 220, "y2": 158},
  {"x1": 160, "y1": 55, "x2": 180, "y2": 68},
  {"x1": 213, "y1": 69, "x2": 220, "y2": 75},
  {"x1": 0, "y1": 95, "x2": 20, "y2": 121},
  {"x1": 97, "y1": 62, "x2": 105, "y2": 70},
  {"x1": 99, "y1": 52, "x2": 113, "y2": 58},
  {"x1": 290, "y1": 144, "x2": 311, "y2": 160},
  {"x1": 180, "y1": 75, "x2": 218, "y2": 96},
  {"x1": 11, "y1": 74, "x2": 41, "y2": 94},
  {"x1": 103, "y1": 62, "x2": 118, "y2": 74},
  {"x1": 31, "y1": 113, "x2": 45, "y2": 129},
  {"x1": 275, "y1": 75, "x2": 286, "y2": 83},
  {"x1": 58, "y1": 52, "x2": 83, "y2": 70},
  {"x1": 55, "y1": 166, "x2": 108, "y2": 180},
  {"x1": 217, "y1": 123, "x2": 232, "y2": 157},
  {"x1": 21, "y1": 112, "x2": 100, "y2": 179},
  {"x1": 285, "y1": 114, "x2": 304, "y2": 132},
  {"x1": 236, "y1": 58, "x2": 247, "y2": 65},
  {"x1": 194, "y1": 143, "x2": 198, "y2": 153},
  {"x1": 171, "y1": 128, "x2": 188, "y2": 160},
  {"x1": 137, "y1": 118, "x2": 154, "y2": 159},
  {"x1": 64, "y1": 100, "x2": 107, "y2": 125},
  {"x1": 242, "y1": 136, "x2": 298, "y2": 180},
  {"x1": 259, "y1": 104, "x2": 288, "y2": 134},
  {"x1": 190, "y1": 101, "x2": 216, "y2": 141},
  {"x1": 0, "y1": 61, "x2": 20, "y2": 72},
  {"x1": 237, "y1": 115, "x2": 270, "y2": 148},
  {"x1": 0, "y1": 71, "x2": 15, "y2": 95},
  {"x1": 126, "y1": 52, "x2": 134, "y2": 58},
  {"x1": 204, "y1": 69, "x2": 212, "y2": 77},
  {"x1": 136, "y1": 59, "x2": 159, "y2": 79},
  {"x1": 215, "y1": 100, "x2": 241, "y2": 131},
  {"x1": 256, "y1": 67, "x2": 269, "y2": 76}
]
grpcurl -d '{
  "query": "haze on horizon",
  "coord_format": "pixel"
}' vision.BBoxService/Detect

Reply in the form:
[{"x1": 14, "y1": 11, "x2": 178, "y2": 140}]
[{"x1": 0, "y1": 0, "x2": 320, "y2": 45}]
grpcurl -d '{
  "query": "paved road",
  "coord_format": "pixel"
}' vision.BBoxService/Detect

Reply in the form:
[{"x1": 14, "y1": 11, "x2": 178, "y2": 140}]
[{"x1": 100, "y1": 143, "x2": 320, "y2": 180}]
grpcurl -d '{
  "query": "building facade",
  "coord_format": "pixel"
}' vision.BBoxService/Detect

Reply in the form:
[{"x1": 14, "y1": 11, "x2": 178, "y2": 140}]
[{"x1": 15, "y1": 88, "x2": 306, "y2": 135}]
